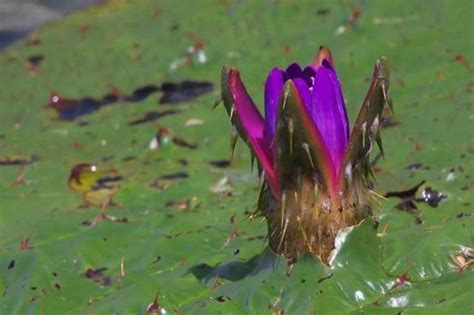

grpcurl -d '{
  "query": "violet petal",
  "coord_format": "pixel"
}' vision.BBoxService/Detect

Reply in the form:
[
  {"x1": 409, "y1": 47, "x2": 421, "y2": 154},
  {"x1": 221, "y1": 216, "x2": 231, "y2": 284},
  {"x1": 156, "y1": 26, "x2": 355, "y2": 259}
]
[
  {"x1": 302, "y1": 66, "x2": 316, "y2": 87},
  {"x1": 292, "y1": 78, "x2": 312, "y2": 114},
  {"x1": 311, "y1": 60, "x2": 349, "y2": 176},
  {"x1": 285, "y1": 62, "x2": 303, "y2": 79},
  {"x1": 264, "y1": 68, "x2": 285, "y2": 141}
]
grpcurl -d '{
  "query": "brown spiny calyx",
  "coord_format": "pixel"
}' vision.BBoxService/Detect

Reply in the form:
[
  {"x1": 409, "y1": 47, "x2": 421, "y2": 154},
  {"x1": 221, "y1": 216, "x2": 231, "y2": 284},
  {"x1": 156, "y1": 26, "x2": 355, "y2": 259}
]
[{"x1": 260, "y1": 170, "x2": 372, "y2": 265}]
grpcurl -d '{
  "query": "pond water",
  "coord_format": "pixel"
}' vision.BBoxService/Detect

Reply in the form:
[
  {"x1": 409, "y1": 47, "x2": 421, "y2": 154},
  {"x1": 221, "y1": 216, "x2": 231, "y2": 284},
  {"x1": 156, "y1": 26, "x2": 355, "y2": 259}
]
[{"x1": 0, "y1": 0, "x2": 104, "y2": 49}]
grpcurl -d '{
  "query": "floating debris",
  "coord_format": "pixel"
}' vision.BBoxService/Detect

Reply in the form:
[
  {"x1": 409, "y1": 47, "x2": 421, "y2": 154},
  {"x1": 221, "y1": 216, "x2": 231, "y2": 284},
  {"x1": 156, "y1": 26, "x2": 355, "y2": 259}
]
[
  {"x1": 7, "y1": 260, "x2": 15, "y2": 270},
  {"x1": 26, "y1": 54, "x2": 44, "y2": 75},
  {"x1": 385, "y1": 181, "x2": 425, "y2": 199},
  {"x1": 169, "y1": 32, "x2": 207, "y2": 71},
  {"x1": 0, "y1": 155, "x2": 39, "y2": 166},
  {"x1": 151, "y1": 256, "x2": 162, "y2": 265},
  {"x1": 19, "y1": 237, "x2": 34, "y2": 251},
  {"x1": 385, "y1": 181, "x2": 424, "y2": 222},
  {"x1": 449, "y1": 246, "x2": 473, "y2": 272},
  {"x1": 6, "y1": 164, "x2": 27, "y2": 187},
  {"x1": 420, "y1": 187, "x2": 446, "y2": 207},
  {"x1": 385, "y1": 181, "x2": 447, "y2": 222},
  {"x1": 392, "y1": 272, "x2": 410, "y2": 289},
  {"x1": 128, "y1": 110, "x2": 180, "y2": 126},
  {"x1": 149, "y1": 180, "x2": 170, "y2": 191},
  {"x1": 454, "y1": 54, "x2": 470, "y2": 71},
  {"x1": 316, "y1": 8, "x2": 330, "y2": 16},
  {"x1": 149, "y1": 127, "x2": 172, "y2": 151},
  {"x1": 159, "y1": 81, "x2": 214, "y2": 104},
  {"x1": 215, "y1": 296, "x2": 231, "y2": 303},
  {"x1": 146, "y1": 294, "x2": 167, "y2": 314},
  {"x1": 185, "y1": 118, "x2": 204, "y2": 126},
  {"x1": 159, "y1": 172, "x2": 189, "y2": 180},
  {"x1": 381, "y1": 115, "x2": 400, "y2": 129},
  {"x1": 395, "y1": 200, "x2": 418, "y2": 213},
  {"x1": 84, "y1": 267, "x2": 111, "y2": 286},
  {"x1": 446, "y1": 169, "x2": 456, "y2": 181},
  {"x1": 165, "y1": 197, "x2": 200, "y2": 212},
  {"x1": 68, "y1": 163, "x2": 122, "y2": 208},
  {"x1": 25, "y1": 35, "x2": 41, "y2": 46},
  {"x1": 79, "y1": 24, "x2": 92, "y2": 36},
  {"x1": 335, "y1": 5, "x2": 361, "y2": 35},
  {"x1": 209, "y1": 160, "x2": 231, "y2": 168},
  {"x1": 317, "y1": 273, "x2": 334, "y2": 284},
  {"x1": 172, "y1": 137, "x2": 198, "y2": 149},
  {"x1": 406, "y1": 162, "x2": 423, "y2": 172},
  {"x1": 48, "y1": 93, "x2": 102, "y2": 121},
  {"x1": 120, "y1": 257, "x2": 126, "y2": 282},
  {"x1": 122, "y1": 156, "x2": 137, "y2": 162},
  {"x1": 49, "y1": 81, "x2": 212, "y2": 121},
  {"x1": 122, "y1": 84, "x2": 160, "y2": 102},
  {"x1": 209, "y1": 177, "x2": 232, "y2": 194}
]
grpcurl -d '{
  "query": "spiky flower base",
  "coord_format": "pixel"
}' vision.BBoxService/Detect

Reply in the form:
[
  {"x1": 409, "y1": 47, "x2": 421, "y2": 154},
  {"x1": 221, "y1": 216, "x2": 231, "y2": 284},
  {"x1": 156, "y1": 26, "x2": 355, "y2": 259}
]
[{"x1": 261, "y1": 174, "x2": 372, "y2": 265}]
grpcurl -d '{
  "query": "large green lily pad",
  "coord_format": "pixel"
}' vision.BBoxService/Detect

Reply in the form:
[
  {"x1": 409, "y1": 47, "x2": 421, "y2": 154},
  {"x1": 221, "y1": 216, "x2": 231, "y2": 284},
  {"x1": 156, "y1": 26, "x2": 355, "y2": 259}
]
[{"x1": 0, "y1": 1, "x2": 472, "y2": 314}]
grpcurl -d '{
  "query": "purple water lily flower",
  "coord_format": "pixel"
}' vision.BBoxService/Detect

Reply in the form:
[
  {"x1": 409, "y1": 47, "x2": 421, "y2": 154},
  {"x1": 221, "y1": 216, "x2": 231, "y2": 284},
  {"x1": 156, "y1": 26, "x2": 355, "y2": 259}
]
[
  {"x1": 220, "y1": 46, "x2": 392, "y2": 263},
  {"x1": 265, "y1": 50, "x2": 349, "y2": 195}
]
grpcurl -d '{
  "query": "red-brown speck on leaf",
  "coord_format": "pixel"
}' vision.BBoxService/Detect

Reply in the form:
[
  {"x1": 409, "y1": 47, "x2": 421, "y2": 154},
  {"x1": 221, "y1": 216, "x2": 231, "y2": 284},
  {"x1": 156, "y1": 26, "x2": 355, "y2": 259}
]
[
  {"x1": 455, "y1": 54, "x2": 470, "y2": 70},
  {"x1": 393, "y1": 272, "x2": 410, "y2": 289},
  {"x1": 152, "y1": 9, "x2": 161, "y2": 18},
  {"x1": 20, "y1": 237, "x2": 34, "y2": 251}
]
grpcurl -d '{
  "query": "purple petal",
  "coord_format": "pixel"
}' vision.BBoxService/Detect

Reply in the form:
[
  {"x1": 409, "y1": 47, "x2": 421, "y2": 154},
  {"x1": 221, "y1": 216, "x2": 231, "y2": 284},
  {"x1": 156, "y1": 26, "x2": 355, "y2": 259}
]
[
  {"x1": 311, "y1": 60, "x2": 349, "y2": 176},
  {"x1": 264, "y1": 68, "x2": 285, "y2": 141},
  {"x1": 285, "y1": 62, "x2": 303, "y2": 79},
  {"x1": 292, "y1": 78, "x2": 312, "y2": 113},
  {"x1": 302, "y1": 66, "x2": 316, "y2": 87}
]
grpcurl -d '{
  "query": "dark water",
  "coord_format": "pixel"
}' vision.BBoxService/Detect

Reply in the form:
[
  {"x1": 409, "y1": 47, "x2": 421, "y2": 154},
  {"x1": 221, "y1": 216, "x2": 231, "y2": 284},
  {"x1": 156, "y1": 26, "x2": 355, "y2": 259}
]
[{"x1": 0, "y1": 0, "x2": 104, "y2": 50}]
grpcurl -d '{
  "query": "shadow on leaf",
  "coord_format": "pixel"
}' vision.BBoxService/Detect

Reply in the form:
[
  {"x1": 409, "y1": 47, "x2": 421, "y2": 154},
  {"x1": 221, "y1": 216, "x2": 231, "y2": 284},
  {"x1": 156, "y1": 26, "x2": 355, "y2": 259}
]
[{"x1": 187, "y1": 247, "x2": 280, "y2": 284}]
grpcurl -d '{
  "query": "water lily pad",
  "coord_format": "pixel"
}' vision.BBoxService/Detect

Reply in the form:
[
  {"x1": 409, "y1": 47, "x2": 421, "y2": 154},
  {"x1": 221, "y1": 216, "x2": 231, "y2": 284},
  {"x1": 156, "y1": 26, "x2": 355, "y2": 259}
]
[{"x1": 0, "y1": 0, "x2": 472, "y2": 313}]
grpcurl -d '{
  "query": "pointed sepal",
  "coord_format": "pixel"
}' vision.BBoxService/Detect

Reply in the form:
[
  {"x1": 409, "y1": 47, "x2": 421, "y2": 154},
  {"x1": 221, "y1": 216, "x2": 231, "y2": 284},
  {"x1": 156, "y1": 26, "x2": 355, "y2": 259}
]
[
  {"x1": 344, "y1": 57, "x2": 392, "y2": 179},
  {"x1": 375, "y1": 130, "x2": 384, "y2": 157},
  {"x1": 274, "y1": 80, "x2": 339, "y2": 197},
  {"x1": 229, "y1": 125, "x2": 239, "y2": 161},
  {"x1": 221, "y1": 66, "x2": 280, "y2": 197},
  {"x1": 211, "y1": 96, "x2": 222, "y2": 111},
  {"x1": 312, "y1": 46, "x2": 335, "y2": 70}
]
